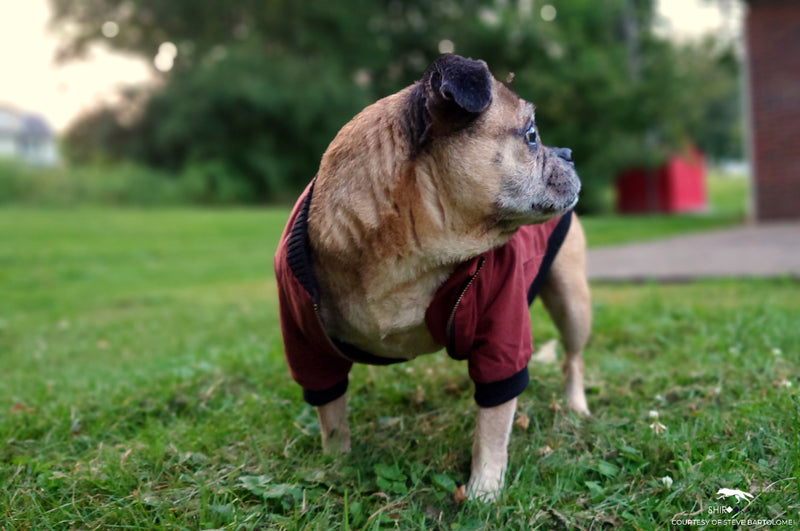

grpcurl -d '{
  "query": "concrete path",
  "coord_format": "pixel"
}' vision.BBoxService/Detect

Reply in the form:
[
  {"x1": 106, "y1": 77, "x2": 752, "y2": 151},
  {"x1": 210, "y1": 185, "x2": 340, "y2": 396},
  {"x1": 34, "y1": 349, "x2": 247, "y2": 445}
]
[{"x1": 587, "y1": 221, "x2": 800, "y2": 281}]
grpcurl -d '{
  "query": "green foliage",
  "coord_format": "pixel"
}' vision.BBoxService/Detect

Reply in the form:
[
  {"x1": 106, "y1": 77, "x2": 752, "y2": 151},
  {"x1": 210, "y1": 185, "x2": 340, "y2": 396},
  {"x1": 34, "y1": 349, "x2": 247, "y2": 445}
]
[
  {"x1": 1, "y1": 207, "x2": 798, "y2": 528},
  {"x1": 63, "y1": 47, "x2": 372, "y2": 202},
  {"x1": 0, "y1": 158, "x2": 183, "y2": 206},
  {"x1": 141, "y1": 48, "x2": 372, "y2": 202},
  {"x1": 674, "y1": 39, "x2": 743, "y2": 161},
  {"x1": 53, "y1": 0, "x2": 742, "y2": 211},
  {"x1": 1, "y1": 157, "x2": 317, "y2": 207}
]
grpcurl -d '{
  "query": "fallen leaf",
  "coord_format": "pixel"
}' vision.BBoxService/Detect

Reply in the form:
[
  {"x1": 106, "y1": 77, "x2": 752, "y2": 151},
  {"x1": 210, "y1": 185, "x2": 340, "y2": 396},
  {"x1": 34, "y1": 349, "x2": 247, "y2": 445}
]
[
  {"x1": 537, "y1": 445, "x2": 553, "y2": 457},
  {"x1": 453, "y1": 484, "x2": 467, "y2": 504},
  {"x1": 514, "y1": 413, "x2": 530, "y2": 431},
  {"x1": 548, "y1": 396, "x2": 562, "y2": 413},
  {"x1": 11, "y1": 403, "x2": 32, "y2": 414}
]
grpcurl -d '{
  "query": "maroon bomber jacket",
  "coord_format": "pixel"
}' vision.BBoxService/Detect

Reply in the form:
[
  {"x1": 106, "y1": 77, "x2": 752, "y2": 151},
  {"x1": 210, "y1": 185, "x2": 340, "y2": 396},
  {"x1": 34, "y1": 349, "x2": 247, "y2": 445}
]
[{"x1": 274, "y1": 180, "x2": 572, "y2": 408}]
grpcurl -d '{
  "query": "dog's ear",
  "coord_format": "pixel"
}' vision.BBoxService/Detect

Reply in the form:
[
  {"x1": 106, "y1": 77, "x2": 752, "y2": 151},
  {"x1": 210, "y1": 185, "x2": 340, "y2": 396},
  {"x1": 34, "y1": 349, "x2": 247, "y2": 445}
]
[
  {"x1": 426, "y1": 54, "x2": 493, "y2": 115},
  {"x1": 405, "y1": 54, "x2": 493, "y2": 154}
]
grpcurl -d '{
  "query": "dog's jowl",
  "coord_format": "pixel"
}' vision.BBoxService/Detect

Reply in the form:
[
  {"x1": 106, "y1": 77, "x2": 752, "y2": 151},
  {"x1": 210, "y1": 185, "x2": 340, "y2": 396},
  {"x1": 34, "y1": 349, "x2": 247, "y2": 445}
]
[{"x1": 274, "y1": 54, "x2": 591, "y2": 501}]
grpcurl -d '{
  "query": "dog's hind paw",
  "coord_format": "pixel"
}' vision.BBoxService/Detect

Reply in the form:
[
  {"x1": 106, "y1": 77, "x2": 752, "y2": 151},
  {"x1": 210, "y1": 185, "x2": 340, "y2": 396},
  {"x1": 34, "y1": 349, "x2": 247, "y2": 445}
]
[
  {"x1": 566, "y1": 392, "x2": 591, "y2": 418},
  {"x1": 465, "y1": 472, "x2": 503, "y2": 502}
]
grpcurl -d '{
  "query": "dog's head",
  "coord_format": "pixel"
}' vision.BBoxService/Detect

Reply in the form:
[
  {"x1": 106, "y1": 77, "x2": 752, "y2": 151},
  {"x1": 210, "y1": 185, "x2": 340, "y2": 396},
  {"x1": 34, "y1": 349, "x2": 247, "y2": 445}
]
[{"x1": 405, "y1": 54, "x2": 580, "y2": 229}]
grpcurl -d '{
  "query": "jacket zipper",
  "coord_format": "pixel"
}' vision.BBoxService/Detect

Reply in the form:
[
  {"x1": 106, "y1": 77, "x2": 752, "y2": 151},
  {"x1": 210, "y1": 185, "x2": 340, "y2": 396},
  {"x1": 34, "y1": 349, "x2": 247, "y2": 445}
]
[{"x1": 445, "y1": 257, "x2": 485, "y2": 357}]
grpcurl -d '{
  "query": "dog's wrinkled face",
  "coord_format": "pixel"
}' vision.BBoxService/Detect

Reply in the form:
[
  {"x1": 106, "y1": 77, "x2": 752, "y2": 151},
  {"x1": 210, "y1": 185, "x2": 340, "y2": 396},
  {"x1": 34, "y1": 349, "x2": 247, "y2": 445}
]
[
  {"x1": 490, "y1": 101, "x2": 580, "y2": 225},
  {"x1": 406, "y1": 54, "x2": 581, "y2": 230}
]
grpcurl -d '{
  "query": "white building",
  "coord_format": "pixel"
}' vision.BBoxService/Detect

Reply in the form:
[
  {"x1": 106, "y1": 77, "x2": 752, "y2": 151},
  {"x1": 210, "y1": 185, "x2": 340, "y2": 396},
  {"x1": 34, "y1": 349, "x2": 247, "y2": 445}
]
[{"x1": 0, "y1": 103, "x2": 59, "y2": 166}]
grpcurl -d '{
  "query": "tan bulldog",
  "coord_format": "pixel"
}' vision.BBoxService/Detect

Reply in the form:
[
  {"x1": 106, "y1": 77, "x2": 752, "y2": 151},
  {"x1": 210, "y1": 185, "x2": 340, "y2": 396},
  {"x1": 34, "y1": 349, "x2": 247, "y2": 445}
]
[{"x1": 274, "y1": 54, "x2": 591, "y2": 501}]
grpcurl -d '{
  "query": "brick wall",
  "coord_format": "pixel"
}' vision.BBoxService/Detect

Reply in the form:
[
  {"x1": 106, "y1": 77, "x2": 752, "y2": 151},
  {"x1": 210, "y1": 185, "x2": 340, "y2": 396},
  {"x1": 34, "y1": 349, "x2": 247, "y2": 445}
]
[{"x1": 747, "y1": 0, "x2": 800, "y2": 221}]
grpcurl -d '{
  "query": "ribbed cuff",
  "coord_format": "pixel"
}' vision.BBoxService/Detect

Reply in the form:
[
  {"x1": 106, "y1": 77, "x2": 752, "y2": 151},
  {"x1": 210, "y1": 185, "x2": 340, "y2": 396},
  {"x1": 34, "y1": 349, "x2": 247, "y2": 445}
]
[
  {"x1": 302, "y1": 378, "x2": 348, "y2": 406},
  {"x1": 473, "y1": 367, "x2": 529, "y2": 407}
]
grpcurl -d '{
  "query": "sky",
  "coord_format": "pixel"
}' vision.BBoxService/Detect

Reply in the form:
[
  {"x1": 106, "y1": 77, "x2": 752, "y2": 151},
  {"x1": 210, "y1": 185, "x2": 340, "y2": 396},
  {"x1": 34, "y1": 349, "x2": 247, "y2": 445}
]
[
  {"x1": 0, "y1": 0, "x2": 150, "y2": 131},
  {"x1": 0, "y1": 0, "x2": 742, "y2": 133}
]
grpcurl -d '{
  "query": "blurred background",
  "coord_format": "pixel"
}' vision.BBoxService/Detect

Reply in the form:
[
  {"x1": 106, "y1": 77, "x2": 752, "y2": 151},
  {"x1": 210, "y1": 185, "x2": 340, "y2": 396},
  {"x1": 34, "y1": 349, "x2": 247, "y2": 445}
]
[{"x1": 1, "y1": 0, "x2": 769, "y2": 216}]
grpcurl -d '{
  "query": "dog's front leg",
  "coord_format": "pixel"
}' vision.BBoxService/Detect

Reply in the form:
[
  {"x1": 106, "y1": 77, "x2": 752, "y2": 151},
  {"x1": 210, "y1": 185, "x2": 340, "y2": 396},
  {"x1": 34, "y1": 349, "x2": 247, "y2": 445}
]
[
  {"x1": 466, "y1": 397, "x2": 516, "y2": 501},
  {"x1": 316, "y1": 394, "x2": 351, "y2": 453}
]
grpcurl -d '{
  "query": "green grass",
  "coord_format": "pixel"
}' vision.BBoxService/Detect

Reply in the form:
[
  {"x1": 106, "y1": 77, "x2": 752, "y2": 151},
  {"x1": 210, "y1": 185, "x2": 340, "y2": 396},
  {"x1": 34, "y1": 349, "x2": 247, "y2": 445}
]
[{"x1": 2, "y1": 203, "x2": 798, "y2": 530}]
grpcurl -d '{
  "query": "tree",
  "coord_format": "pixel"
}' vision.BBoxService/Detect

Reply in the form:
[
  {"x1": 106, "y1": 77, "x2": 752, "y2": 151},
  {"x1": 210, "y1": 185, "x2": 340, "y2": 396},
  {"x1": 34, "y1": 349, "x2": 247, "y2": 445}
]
[{"x1": 54, "y1": 0, "x2": 742, "y2": 210}]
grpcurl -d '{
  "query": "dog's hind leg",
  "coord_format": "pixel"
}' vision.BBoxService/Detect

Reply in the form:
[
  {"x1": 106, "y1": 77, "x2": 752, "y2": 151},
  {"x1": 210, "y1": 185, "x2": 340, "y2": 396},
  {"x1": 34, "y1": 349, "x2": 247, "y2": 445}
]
[
  {"x1": 316, "y1": 394, "x2": 351, "y2": 453},
  {"x1": 540, "y1": 213, "x2": 591, "y2": 416}
]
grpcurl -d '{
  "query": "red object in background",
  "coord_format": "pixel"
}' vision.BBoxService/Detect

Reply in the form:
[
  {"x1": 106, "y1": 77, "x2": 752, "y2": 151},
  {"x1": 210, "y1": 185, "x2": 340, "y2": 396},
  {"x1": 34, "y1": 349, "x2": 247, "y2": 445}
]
[{"x1": 615, "y1": 148, "x2": 707, "y2": 214}]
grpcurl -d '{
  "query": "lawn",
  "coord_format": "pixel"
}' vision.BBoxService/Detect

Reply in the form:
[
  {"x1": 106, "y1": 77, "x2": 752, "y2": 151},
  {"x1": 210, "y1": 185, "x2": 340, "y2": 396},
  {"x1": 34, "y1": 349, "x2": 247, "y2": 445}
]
[{"x1": 2, "y1": 198, "x2": 797, "y2": 529}]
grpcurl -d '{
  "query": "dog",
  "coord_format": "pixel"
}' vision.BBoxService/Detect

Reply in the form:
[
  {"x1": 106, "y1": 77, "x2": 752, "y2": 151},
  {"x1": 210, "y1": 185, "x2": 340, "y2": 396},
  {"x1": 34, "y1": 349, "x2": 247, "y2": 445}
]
[{"x1": 274, "y1": 54, "x2": 591, "y2": 501}]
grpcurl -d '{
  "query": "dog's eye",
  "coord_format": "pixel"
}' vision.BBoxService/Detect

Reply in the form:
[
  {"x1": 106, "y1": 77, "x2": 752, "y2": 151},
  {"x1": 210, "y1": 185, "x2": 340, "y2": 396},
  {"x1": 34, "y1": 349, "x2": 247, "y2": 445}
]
[{"x1": 525, "y1": 124, "x2": 538, "y2": 146}]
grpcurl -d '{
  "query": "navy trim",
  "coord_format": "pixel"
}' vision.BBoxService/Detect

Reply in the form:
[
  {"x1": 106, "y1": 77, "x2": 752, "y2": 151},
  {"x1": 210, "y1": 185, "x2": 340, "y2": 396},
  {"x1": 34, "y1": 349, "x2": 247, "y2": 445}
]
[
  {"x1": 474, "y1": 367, "x2": 529, "y2": 407},
  {"x1": 331, "y1": 337, "x2": 409, "y2": 366},
  {"x1": 286, "y1": 180, "x2": 321, "y2": 304},
  {"x1": 303, "y1": 378, "x2": 348, "y2": 406},
  {"x1": 527, "y1": 211, "x2": 573, "y2": 305}
]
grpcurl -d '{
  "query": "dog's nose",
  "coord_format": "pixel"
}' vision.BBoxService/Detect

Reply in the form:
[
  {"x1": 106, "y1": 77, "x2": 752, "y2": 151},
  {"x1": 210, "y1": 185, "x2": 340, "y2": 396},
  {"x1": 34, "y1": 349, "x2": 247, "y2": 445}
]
[{"x1": 556, "y1": 147, "x2": 573, "y2": 162}]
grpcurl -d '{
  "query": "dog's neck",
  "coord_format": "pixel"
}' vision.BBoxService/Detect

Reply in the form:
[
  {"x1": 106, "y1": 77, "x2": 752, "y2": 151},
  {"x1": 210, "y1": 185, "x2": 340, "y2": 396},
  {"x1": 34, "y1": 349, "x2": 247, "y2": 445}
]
[
  {"x1": 308, "y1": 149, "x2": 508, "y2": 296},
  {"x1": 307, "y1": 90, "x2": 508, "y2": 281}
]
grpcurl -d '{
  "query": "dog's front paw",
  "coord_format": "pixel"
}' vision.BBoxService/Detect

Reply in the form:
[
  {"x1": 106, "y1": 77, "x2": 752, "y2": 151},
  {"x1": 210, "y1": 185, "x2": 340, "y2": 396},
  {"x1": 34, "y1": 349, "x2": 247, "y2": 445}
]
[
  {"x1": 316, "y1": 396, "x2": 351, "y2": 454},
  {"x1": 465, "y1": 469, "x2": 504, "y2": 502},
  {"x1": 321, "y1": 427, "x2": 351, "y2": 454}
]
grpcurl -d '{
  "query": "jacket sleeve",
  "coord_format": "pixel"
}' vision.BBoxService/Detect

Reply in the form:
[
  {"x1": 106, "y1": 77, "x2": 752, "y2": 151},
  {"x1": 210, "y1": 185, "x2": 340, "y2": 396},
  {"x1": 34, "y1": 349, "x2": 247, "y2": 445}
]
[
  {"x1": 274, "y1": 253, "x2": 353, "y2": 406},
  {"x1": 464, "y1": 242, "x2": 534, "y2": 407}
]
